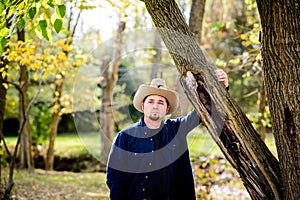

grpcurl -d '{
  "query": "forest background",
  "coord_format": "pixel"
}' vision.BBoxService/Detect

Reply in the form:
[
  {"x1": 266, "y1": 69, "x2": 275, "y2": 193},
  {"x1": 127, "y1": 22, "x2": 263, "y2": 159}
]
[{"x1": 0, "y1": 0, "x2": 280, "y2": 199}]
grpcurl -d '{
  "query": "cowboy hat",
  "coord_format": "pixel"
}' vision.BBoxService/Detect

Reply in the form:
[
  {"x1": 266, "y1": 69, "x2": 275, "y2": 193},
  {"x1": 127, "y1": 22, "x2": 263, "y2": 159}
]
[{"x1": 133, "y1": 78, "x2": 179, "y2": 115}]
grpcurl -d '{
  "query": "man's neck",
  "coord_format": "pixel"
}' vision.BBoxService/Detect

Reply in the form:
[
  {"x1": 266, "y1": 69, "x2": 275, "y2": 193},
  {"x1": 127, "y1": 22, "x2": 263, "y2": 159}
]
[{"x1": 144, "y1": 117, "x2": 163, "y2": 129}]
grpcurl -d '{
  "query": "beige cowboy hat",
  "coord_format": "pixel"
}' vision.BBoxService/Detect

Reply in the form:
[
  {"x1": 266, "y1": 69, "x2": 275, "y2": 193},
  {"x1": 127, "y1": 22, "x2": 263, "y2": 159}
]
[{"x1": 133, "y1": 78, "x2": 179, "y2": 115}]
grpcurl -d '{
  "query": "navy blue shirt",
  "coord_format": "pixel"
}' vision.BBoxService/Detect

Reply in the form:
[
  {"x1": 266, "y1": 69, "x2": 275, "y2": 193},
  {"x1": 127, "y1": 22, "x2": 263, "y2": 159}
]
[{"x1": 106, "y1": 110, "x2": 201, "y2": 200}]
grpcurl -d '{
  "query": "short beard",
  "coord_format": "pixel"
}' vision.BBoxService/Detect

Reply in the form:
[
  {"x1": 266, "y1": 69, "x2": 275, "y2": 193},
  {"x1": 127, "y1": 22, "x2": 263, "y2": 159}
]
[{"x1": 149, "y1": 114, "x2": 160, "y2": 121}]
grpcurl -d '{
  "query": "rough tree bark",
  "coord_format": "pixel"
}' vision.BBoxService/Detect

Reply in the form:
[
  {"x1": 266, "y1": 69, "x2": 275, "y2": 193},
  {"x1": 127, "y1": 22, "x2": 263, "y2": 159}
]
[
  {"x1": 171, "y1": 0, "x2": 206, "y2": 118},
  {"x1": 142, "y1": 0, "x2": 282, "y2": 199},
  {"x1": 99, "y1": 21, "x2": 126, "y2": 167},
  {"x1": 256, "y1": 1, "x2": 300, "y2": 199}
]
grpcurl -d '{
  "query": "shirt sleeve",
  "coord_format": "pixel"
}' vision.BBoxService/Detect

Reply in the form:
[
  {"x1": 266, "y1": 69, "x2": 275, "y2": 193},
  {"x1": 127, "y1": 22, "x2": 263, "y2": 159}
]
[
  {"x1": 106, "y1": 166, "x2": 127, "y2": 200},
  {"x1": 106, "y1": 133, "x2": 128, "y2": 200},
  {"x1": 176, "y1": 109, "x2": 201, "y2": 134}
]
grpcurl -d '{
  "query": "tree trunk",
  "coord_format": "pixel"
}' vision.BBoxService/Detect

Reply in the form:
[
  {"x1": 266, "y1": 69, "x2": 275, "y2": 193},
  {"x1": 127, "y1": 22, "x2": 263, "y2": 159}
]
[
  {"x1": 256, "y1": 1, "x2": 300, "y2": 199},
  {"x1": 100, "y1": 21, "x2": 126, "y2": 167},
  {"x1": 257, "y1": 78, "x2": 266, "y2": 140},
  {"x1": 45, "y1": 9, "x2": 80, "y2": 171},
  {"x1": 171, "y1": 0, "x2": 206, "y2": 118},
  {"x1": 17, "y1": 27, "x2": 32, "y2": 169},
  {"x1": 142, "y1": 0, "x2": 282, "y2": 199},
  {"x1": 45, "y1": 74, "x2": 64, "y2": 170},
  {"x1": 189, "y1": 0, "x2": 206, "y2": 43},
  {"x1": 99, "y1": 57, "x2": 115, "y2": 168},
  {"x1": 18, "y1": 65, "x2": 32, "y2": 169},
  {"x1": 150, "y1": 30, "x2": 162, "y2": 80}
]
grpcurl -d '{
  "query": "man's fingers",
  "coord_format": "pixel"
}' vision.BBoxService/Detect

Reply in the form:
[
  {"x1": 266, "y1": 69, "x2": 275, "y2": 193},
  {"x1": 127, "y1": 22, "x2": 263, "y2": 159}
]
[{"x1": 215, "y1": 69, "x2": 228, "y2": 87}]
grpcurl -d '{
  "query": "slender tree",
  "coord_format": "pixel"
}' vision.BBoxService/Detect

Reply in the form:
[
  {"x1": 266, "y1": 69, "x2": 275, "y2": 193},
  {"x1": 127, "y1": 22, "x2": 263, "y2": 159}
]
[
  {"x1": 45, "y1": 7, "x2": 81, "y2": 170},
  {"x1": 17, "y1": 27, "x2": 33, "y2": 169},
  {"x1": 141, "y1": 0, "x2": 283, "y2": 199},
  {"x1": 99, "y1": 20, "x2": 126, "y2": 168},
  {"x1": 150, "y1": 30, "x2": 162, "y2": 80}
]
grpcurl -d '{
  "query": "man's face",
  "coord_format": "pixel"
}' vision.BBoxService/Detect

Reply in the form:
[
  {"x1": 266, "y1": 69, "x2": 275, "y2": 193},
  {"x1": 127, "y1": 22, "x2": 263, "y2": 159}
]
[{"x1": 142, "y1": 95, "x2": 169, "y2": 121}]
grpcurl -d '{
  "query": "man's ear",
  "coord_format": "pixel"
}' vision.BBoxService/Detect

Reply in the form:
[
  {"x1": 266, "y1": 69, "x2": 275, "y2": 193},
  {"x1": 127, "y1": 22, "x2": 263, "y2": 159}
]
[
  {"x1": 166, "y1": 105, "x2": 170, "y2": 113},
  {"x1": 141, "y1": 103, "x2": 144, "y2": 111}
]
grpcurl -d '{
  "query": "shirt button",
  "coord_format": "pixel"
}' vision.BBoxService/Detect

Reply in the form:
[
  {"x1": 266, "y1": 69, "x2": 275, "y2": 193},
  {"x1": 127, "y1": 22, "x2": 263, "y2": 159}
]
[
  {"x1": 149, "y1": 162, "x2": 152, "y2": 166},
  {"x1": 144, "y1": 132, "x2": 147, "y2": 135},
  {"x1": 145, "y1": 175, "x2": 148, "y2": 179},
  {"x1": 142, "y1": 188, "x2": 145, "y2": 191},
  {"x1": 150, "y1": 138, "x2": 153, "y2": 141}
]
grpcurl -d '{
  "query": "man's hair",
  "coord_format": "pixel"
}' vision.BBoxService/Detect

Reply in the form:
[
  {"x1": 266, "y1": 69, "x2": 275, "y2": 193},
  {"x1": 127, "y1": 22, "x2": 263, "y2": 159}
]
[{"x1": 142, "y1": 95, "x2": 170, "y2": 106}]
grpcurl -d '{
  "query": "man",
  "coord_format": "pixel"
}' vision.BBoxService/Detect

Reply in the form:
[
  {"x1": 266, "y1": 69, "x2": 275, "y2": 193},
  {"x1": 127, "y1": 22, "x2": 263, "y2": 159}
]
[{"x1": 106, "y1": 70, "x2": 229, "y2": 200}]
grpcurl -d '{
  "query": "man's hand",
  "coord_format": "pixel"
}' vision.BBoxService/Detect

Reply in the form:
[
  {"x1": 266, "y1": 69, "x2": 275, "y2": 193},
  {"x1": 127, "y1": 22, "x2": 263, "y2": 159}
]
[{"x1": 215, "y1": 69, "x2": 229, "y2": 88}]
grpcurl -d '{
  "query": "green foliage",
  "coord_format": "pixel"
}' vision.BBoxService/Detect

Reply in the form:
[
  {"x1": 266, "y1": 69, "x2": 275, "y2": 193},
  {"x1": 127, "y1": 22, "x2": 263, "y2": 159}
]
[
  {"x1": 47, "y1": 0, "x2": 56, "y2": 8},
  {"x1": 53, "y1": 18, "x2": 63, "y2": 33},
  {"x1": 37, "y1": 19, "x2": 51, "y2": 41},
  {"x1": 30, "y1": 103, "x2": 52, "y2": 145},
  {"x1": 56, "y1": 4, "x2": 66, "y2": 18},
  {"x1": 4, "y1": 87, "x2": 19, "y2": 117},
  {"x1": 203, "y1": 0, "x2": 263, "y2": 118},
  {"x1": 0, "y1": 0, "x2": 67, "y2": 51},
  {"x1": 246, "y1": 111, "x2": 271, "y2": 129},
  {"x1": 0, "y1": 36, "x2": 7, "y2": 56},
  {"x1": 28, "y1": 7, "x2": 37, "y2": 19},
  {"x1": 17, "y1": 17, "x2": 26, "y2": 30}
]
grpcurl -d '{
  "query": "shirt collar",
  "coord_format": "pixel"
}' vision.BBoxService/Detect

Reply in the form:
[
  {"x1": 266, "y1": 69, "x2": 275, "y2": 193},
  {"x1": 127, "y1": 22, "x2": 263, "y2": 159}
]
[{"x1": 139, "y1": 116, "x2": 164, "y2": 132}]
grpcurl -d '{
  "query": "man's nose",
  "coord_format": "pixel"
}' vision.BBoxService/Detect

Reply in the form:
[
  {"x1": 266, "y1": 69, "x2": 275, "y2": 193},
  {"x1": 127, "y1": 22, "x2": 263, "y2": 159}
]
[{"x1": 152, "y1": 103, "x2": 159, "y2": 108}]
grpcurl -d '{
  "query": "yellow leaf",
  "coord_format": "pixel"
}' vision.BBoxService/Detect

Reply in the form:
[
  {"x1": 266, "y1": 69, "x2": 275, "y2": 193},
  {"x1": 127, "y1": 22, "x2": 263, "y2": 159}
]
[
  {"x1": 33, "y1": 73, "x2": 38, "y2": 81},
  {"x1": 2, "y1": 83, "x2": 8, "y2": 89},
  {"x1": 196, "y1": 166, "x2": 203, "y2": 179},
  {"x1": 240, "y1": 33, "x2": 248, "y2": 40},
  {"x1": 150, "y1": 50, "x2": 157, "y2": 55},
  {"x1": 1, "y1": 71, "x2": 6, "y2": 79},
  {"x1": 57, "y1": 40, "x2": 64, "y2": 46},
  {"x1": 74, "y1": 58, "x2": 83, "y2": 67},
  {"x1": 58, "y1": 53, "x2": 67, "y2": 61},
  {"x1": 7, "y1": 52, "x2": 17, "y2": 61},
  {"x1": 63, "y1": 44, "x2": 69, "y2": 52}
]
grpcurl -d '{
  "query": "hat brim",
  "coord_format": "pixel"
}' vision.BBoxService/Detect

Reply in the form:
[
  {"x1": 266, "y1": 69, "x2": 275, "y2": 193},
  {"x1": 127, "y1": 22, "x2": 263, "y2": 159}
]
[{"x1": 133, "y1": 85, "x2": 179, "y2": 115}]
